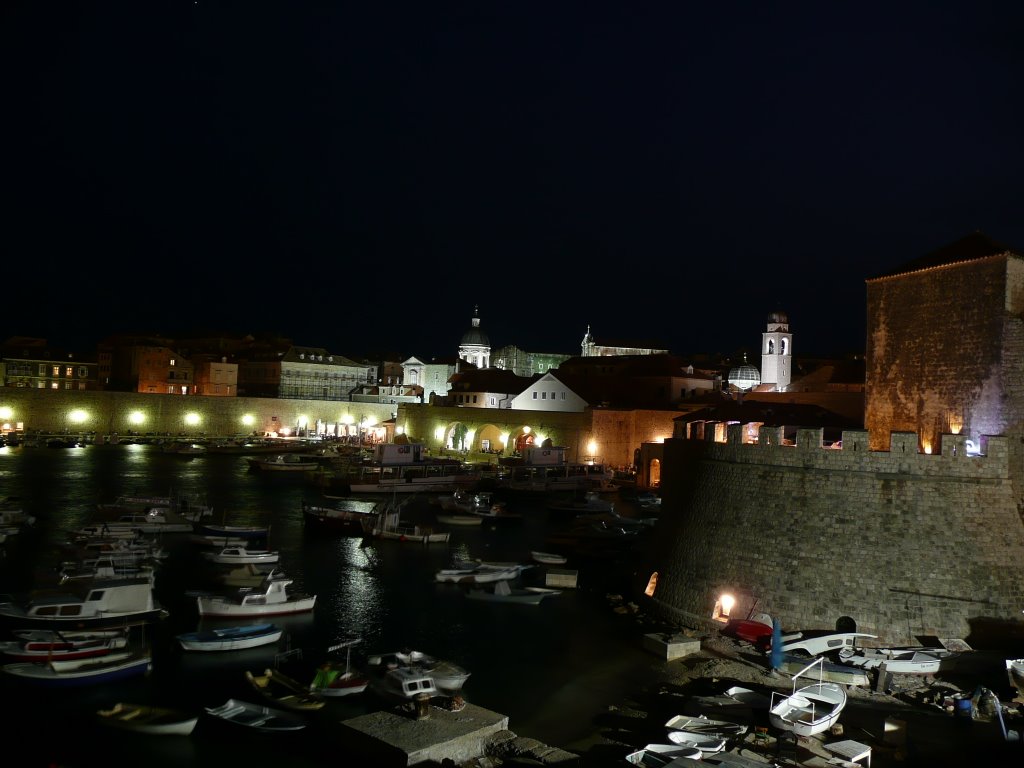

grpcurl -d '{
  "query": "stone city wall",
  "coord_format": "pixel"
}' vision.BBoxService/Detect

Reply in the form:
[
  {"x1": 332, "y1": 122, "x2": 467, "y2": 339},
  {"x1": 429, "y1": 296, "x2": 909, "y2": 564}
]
[{"x1": 647, "y1": 424, "x2": 1024, "y2": 646}]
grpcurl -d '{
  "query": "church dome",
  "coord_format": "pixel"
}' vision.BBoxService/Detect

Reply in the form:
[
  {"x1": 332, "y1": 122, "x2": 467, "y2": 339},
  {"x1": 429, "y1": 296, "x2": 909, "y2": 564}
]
[
  {"x1": 728, "y1": 356, "x2": 761, "y2": 391},
  {"x1": 461, "y1": 325, "x2": 489, "y2": 346},
  {"x1": 460, "y1": 306, "x2": 490, "y2": 347},
  {"x1": 767, "y1": 310, "x2": 788, "y2": 324}
]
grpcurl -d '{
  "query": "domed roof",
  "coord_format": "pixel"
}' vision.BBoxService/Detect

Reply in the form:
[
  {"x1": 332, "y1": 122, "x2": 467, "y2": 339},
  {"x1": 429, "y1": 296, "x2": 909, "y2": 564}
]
[
  {"x1": 460, "y1": 306, "x2": 490, "y2": 347},
  {"x1": 767, "y1": 310, "x2": 788, "y2": 324},
  {"x1": 461, "y1": 325, "x2": 490, "y2": 346},
  {"x1": 727, "y1": 355, "x2": 761, "y2": 391}
]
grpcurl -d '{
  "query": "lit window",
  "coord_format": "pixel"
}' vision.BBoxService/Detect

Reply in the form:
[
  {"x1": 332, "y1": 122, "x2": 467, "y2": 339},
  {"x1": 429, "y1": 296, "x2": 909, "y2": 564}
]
[{"x1": 65, "y1": 366, "x2": 73, "y2": 377}]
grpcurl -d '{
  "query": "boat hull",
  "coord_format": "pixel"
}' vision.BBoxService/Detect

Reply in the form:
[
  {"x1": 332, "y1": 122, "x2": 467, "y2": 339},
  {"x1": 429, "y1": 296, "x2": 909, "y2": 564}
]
[
  {"x1": 196, "y1": 598, "x2": 317, "y2": 618},
  {"x1": 3, "y1": 653, "x2": 152, "y2": 687}
]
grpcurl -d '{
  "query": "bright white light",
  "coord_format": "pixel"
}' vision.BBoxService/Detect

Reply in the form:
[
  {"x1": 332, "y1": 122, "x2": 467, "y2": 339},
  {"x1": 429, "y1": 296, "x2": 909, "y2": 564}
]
[
  {"x1": 184, "y1": 413, "x2": 201, "y2": 426},
  {"x1": 129, "y1": 411, "x2": 145, "y2": 425},
  {"x1": 0, "y1": 407, "x2": 12, "y2": 420},
  {"x1": 68, "y1": 409, "x2": 88, "y2": 424},
  {"x1": 587, "y1": 440, "x2": 598, "y2": 455},
  {"x1": 241, "y1": 414, "x2": 255, "y2": 426},
  {"x1": 720, "y1": 594, "x2": 735, "y2": 616}
]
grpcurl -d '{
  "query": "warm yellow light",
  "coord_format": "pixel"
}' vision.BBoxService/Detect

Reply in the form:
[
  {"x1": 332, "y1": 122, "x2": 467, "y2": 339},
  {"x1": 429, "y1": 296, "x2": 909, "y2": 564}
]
[
  {"x1": 297, "y1": 415, "x2": 309, "y2": 428},
  {"x1": 396, "y1": 426, "x2": 405, "y2": 435},
  {"x1": 434, "y1": 426, "x2": 446, "y2": 441},
  {"x1": 362, "y1": 415, "x2": 377, "y2": 427},
  {"x1": 923, "y1": 442, "x2": 932, "y2": 455},
  {"x1": 720, "y1": 594, "x2": 735, "y2": 615},
  {"x1": 533, "y1": 434, "x2": 546, "y2": 445},
  {"x1": 522, "y1": 426, "x2": 531, "y2": 434},
  {"x1": 68, "y1": 409, "x2": 88, "y2": 424},
  {"x1": 184, "y1": 413, "x2": 201, "y2": 426},
  {"x1": 341, "y1": 414, "x2": 354, "y2": 425},
  {"x1": 241, "y1": 414, "x2": 255, "y2": 426},
  {"x1": 499, "y1": 432, "x2": 509, "y2": 446},
  {"x1": 280, "y1": 426, "x2": 292, "y2": 436},
  {"x1": 465, "y1": 429, "x2": 475, "y2": 445},
  {"x1": 129, "y1": 411, "x2": 145, "y2": 425},
  {"x1": 0, "y1": 407, "x2": 12, "y2": 420},
  {"x1": 586, "y1": 440, "x2": 598, "y2": 455}
]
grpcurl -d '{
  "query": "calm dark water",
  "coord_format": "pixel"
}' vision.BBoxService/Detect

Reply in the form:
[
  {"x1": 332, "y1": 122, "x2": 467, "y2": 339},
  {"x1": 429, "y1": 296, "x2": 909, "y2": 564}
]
[{"x1": 0, "y1": 444, "x2": 663, "y2": 767}]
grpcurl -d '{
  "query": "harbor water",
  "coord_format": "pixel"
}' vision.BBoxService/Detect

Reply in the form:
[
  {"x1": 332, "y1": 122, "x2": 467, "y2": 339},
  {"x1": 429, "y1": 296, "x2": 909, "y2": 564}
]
[{"x1": 0, "y1": 444, "x2": 664, "y2": 767}]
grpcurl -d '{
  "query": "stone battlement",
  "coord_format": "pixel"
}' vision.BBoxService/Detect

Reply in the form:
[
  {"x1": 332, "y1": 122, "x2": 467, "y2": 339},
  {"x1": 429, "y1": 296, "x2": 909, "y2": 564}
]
[{"x1": 681, "y1": 425, "x2": 1009, "y2": 481}]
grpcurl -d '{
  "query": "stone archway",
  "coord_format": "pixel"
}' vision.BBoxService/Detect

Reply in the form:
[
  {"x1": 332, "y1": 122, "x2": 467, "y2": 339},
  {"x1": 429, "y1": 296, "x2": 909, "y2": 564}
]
[{"x1": 648, "y1": 458, "x2": 661, "y2": 487}]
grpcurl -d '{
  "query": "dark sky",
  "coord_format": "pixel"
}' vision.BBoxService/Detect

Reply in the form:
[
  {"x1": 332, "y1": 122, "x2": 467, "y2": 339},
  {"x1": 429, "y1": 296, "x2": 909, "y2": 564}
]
[{"x1": 4, "y1": 2, "x2": 1024, "y2": 361}]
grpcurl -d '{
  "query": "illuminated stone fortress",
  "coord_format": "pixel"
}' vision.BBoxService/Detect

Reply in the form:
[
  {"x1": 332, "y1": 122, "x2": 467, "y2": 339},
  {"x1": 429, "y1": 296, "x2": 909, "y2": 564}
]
[{"x1": 646, "y1": 233, "x2": 1024, "y2": 646}]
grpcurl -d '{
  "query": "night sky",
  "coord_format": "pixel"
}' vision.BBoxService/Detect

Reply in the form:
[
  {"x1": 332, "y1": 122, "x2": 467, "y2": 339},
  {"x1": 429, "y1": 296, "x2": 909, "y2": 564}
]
[{"x1": 4, "y1": 2, "x2": 1024, "y2": 361}]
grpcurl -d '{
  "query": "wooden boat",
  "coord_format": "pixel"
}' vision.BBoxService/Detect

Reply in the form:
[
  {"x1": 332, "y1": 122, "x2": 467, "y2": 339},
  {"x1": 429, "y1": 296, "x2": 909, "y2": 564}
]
[
  {"x1": 362, "y1": 503, "x2": 450, "y2": 544},
  {"x1": 624, "y1": 742, "x2": 703, "y2": 765},
  {"x1": 0, "y1": 577, "x2": 165, "y2": 629},
  {"x1": 665, "y1": 729, "x2": 727, "y2": 754},
  {"x1": 435, "y1": 564, "x2": 520, "y2": 584},
  {"x1": 2, "y1": 650, "x2": 152, "y2": 687},
  {"x1": 301, "y1": 501, "x2": 376, "y2": 536},
  {"x1": 530, "y1": 550, "x2": 567, "y2": 565},
  {"x1": 245, "y1": 667, "x2": 325, "y2": 711},
  {"x1": 768, "y1": 656, "x2": 848, "y2": 737},
  {"x1": 194, "y1": 523, "x2": 270, "y2": 542},
  {"x1": 837, "y1": 644, "x2": 959, "y2": 674},
  {"x1": 465, "y1": 580, "x2": 561, "y2": 605},
  {"x1": 310, "y1": 639, "x2": 369, "y2": 698},
  {"x1": 196, "y1": 575, "x2": 316, "y2": 618},
  {"x1": 219, "y1": 563, "x2": 281, "y2": 587},
  {"x1": 664, "y1": 714, "x2": 748, "y2": 738},
  {"x1": 97, "y1": 702, "x2": 199, "y2": 735},
  {"x1": 247, "y1": 454, "x2": 319, "y2": 472},
  {"x1": 435, "y1": 512, "x2": 484, "y2": 526},
  {"x1": 0, "y1": 627, "x2": 129, "y2": 661},
  {"x1": 176, "y1": 622, "x2": 283, "y2": 651},
  {"x1": 201, "y1": 546, "x2": 280, "y2": 565},
  {"x1": 204, "y1": 698, "x2": 307, "y2": 732}
]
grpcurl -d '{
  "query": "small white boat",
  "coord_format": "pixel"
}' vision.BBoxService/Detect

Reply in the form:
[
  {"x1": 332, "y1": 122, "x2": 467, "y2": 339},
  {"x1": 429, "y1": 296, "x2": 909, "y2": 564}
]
[
  {"x1": 768, "y1": 656, "x2": 848, "y2": 737},
  {"x1": 196, "y1": 575, "x2": 316, "y2": 618},
  {"x1": 664, "y1": 713, "x2": 748, "y2": 738},
  {"x1": 97, "y1": 702, "x2": 199, "y2": 735},
  {"x1": 1005, "y1": 658, "x2": 1024, "y2": 698},
  {"x1": 201, "y1": 546, "x2": 280, "y2": 565},
  {"x1": 176, "y1": 622, "x2": 283, "y2": 651},
  {"x1": 371, "y1": 664, "x2": 439, "y2": 702},
  {"x1": 666, "y1": 729, "x2": 727, "y2": 754},
  {"x1": 837, "y1": 644, "x2": 959, "y2": 674},
  {"x1": 204, "y1": 698, "x2": 307, "y2": 732},
  {"x1": 435, "y1": 564, "x2": 520, "y2": 584},
  {"x1": 247, "y1": 454, "x2": 319, "y2": 472},
  {"x1": 530, "y1": 550, "x2": 567, "y2": 565},
  {"x1": 465, "y1": 580, "x2": 561, "y2": 605},
  {"x1": 624, "y1": 742, "x2": 702, "y2": 766}
]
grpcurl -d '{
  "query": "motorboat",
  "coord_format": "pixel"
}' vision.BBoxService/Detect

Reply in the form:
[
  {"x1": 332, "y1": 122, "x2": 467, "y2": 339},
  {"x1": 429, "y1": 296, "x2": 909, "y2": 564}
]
[
  {"x1": 1, "y1": 627, "x2": 129, "y2": 661},
  {"x1": 393, "y1": 650, "x2": 471, "y2": 694},
  {"x1": 0, "y1": 577, "x2": 165, "y2": 629},
  {"x1": 310, "y1": 639, "x2": 369, "y2": 698},
  {"x1": 201, "y1": 546, "x2": 280, "y2": 565},
  {"x1": 196, "y1": 575, "x2": 316, "y2": 618},
  {"x1": 3, "y1": 650, "x2": 153, "y2": 687},
  {"x1": 435, "y1": 563, "x2": 520, "y2": 584},
  {"x1": 837, "y1": 643, "x2": 960, "y2": 674},
  {"x1": 97, "y1": 702, "x2": 199, "y2": 735}
]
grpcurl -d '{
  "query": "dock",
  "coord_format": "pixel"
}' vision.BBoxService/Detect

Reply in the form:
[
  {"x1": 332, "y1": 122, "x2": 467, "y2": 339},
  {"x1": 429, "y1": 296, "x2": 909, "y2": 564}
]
[{"x1": 338, "y1": 702, "x2": 510, "y2": 766}]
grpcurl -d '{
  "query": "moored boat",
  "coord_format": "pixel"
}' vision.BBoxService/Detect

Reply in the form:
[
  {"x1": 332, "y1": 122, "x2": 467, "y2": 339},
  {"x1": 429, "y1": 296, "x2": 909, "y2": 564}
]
[
  {"x1": 310, "y1": 639, "x2": 369, "y2": 698},
  {"x1": 2, "y1": 649, "x2": 153, "y2": 687},
  {"x1": 0, "y1": 627, "x2": 129, "y2": 661},
  {"x1": 204, "y1": 698, "x2": 307, "y2": 732},
  {"x1": 196, "y1": 575, "x2": 316, "y2": 618},
  {"x1": 176, "y1": 622, "x2": 283, "y2": 652},
  {"x1": 0, "y1": 577, "x2": 165, "y2": 630},
  {"x1": 97, "y1": 702, "x2": 199, "y2": 735}
]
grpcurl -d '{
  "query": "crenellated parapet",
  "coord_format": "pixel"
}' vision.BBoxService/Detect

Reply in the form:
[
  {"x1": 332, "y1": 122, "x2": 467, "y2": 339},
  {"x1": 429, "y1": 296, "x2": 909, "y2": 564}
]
[{"x1": 689, "y1": 424, "x2": 1009, "y2": 482}]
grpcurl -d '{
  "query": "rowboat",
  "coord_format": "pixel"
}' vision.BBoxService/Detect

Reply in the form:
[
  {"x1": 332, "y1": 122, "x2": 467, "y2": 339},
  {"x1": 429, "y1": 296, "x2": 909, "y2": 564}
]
[
  {"x1": 97, "y1": 702, "x2": 199, "y2": 736},
  {"x1": 201, "y1": 546, "x2": 280, "y2": 565},
  {"x1": 2, "y1": 650, "x2": 152, "y2": 687},
  {"x1": 204, "y1": 698, "x2": 307, "y2": 732},
  {"x1": 176, "y1": 622, "x2": 283, "y2": 652}
]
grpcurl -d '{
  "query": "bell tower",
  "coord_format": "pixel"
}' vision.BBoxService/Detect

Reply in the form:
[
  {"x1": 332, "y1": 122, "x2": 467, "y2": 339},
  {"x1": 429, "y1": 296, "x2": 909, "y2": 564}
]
[{"x1": 761, "y1": 310, "x2": 792, "y2": 391}]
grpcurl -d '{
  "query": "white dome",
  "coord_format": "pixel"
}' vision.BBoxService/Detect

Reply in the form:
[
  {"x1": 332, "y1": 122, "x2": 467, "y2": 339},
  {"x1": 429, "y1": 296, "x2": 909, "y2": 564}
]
[{"x1": 728, "y1": 362, "x2": 761, "y2": 391}]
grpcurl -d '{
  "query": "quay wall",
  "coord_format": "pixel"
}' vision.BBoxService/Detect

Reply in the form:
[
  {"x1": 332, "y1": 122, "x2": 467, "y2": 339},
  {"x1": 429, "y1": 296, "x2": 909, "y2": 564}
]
[
  {"x1": 647, "y1": 425, "x2": 1024, "y2": 646},
  {"x1": 0, "y1": 389, "x2": 399, "y2": 439}
]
